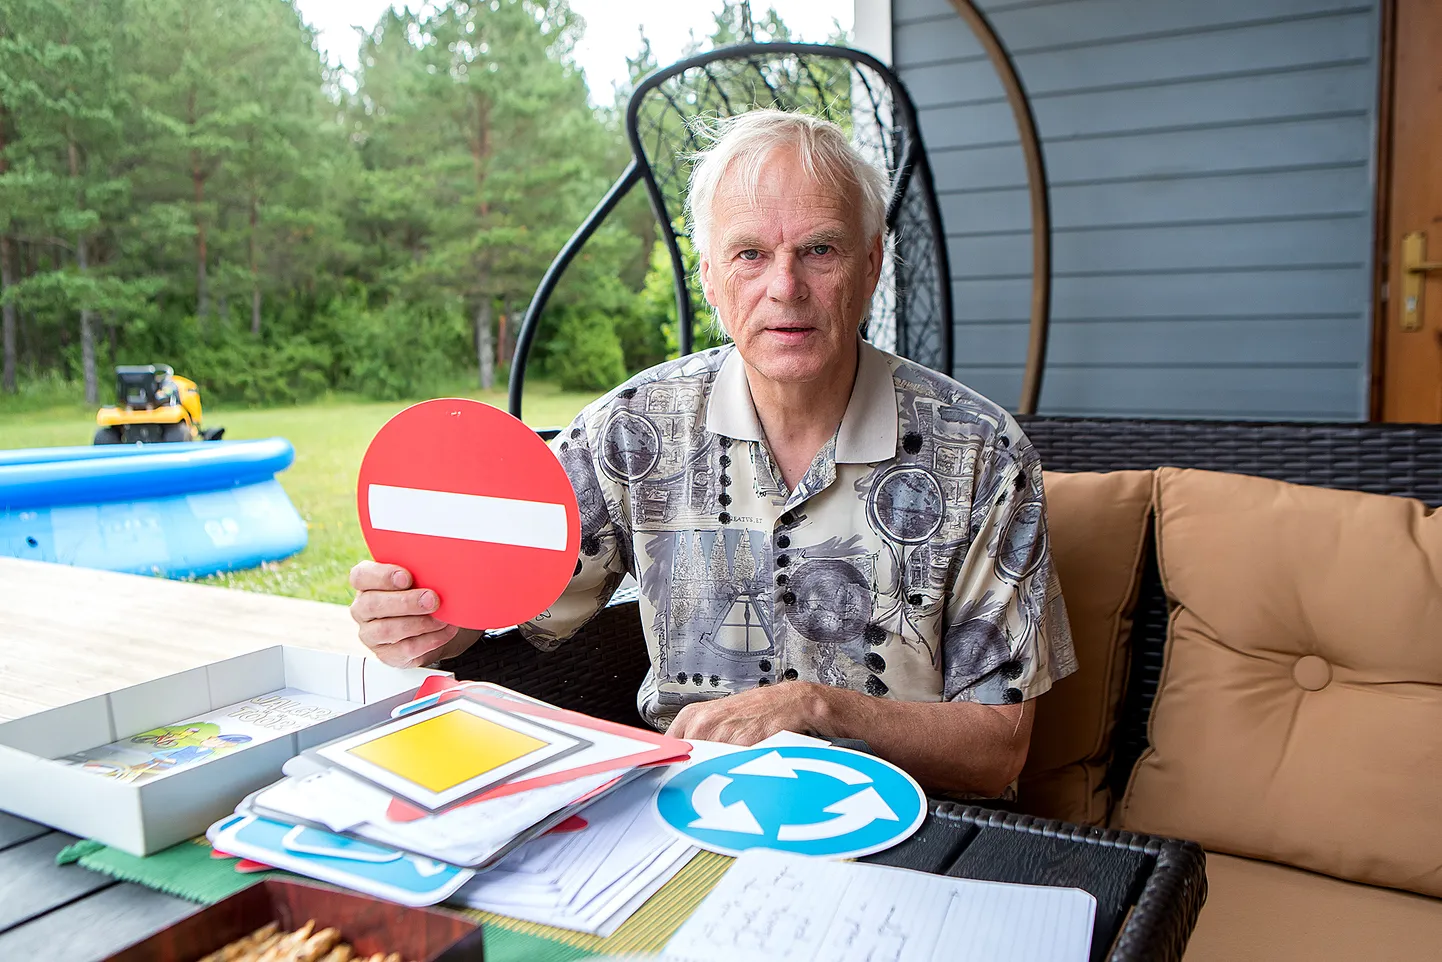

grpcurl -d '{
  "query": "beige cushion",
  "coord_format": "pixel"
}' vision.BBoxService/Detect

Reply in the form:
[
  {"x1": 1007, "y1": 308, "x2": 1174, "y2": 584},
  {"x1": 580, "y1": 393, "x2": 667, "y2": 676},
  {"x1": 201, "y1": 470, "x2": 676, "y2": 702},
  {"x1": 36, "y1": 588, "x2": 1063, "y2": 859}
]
[
  {"x1": 1185, "y1": 853, "x2": 1442, "y2": 961},
  {"x1": 1018, "y1": 470, "x2": 1153, "y2": 825},
  {"x1": 1120, "y1": 468, "x2": 1442, "y2": 896}
]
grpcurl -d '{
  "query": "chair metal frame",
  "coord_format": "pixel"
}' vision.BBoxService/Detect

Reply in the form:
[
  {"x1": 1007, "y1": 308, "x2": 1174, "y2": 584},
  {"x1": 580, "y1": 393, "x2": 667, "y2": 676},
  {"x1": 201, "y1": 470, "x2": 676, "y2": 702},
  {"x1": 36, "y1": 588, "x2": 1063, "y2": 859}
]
[{"x1": 506, "y1": 41, "x2": 955, "y2": 419}]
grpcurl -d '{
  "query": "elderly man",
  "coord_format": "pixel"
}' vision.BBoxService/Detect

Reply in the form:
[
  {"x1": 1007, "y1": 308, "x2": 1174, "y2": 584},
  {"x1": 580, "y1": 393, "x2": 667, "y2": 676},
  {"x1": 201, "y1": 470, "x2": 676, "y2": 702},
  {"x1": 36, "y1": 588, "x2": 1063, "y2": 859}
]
[{"x1": 349, "y1": 109, "x2": 1075, "y2": 798}]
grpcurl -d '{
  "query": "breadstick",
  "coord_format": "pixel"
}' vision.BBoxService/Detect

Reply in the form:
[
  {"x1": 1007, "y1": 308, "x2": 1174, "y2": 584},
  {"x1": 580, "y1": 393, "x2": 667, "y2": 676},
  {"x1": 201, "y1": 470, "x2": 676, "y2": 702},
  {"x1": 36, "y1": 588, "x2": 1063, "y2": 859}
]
[
  {"x1": 235, "y1": 932, "x2": 284, "y2": 962},
  {"x1": 256, "y1": 921, "x2": 316, "y2": 962},
  {"x1": 316, "y1": 946, "x2": 353, "y2": 962},
  {"x1": 198, "y1": 936, "x2": 245, "y2": 962},
  {"x1": 295, "y1": 927, "x2": 340, "y2": 962},
  {"x1": 249, "y1": 923, "x2": 282, "y2": 946},
  {"x1": 200, "y1": 921, "x2": 281, "y2": 962}
]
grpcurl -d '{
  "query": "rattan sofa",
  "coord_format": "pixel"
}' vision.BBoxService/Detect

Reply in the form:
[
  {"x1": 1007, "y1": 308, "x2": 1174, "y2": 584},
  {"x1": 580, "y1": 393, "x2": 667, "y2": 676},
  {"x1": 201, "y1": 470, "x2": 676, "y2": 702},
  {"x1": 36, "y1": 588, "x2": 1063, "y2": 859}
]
[{"x1": 444, "y1": 415, "x2": 1442, "y2": 961}]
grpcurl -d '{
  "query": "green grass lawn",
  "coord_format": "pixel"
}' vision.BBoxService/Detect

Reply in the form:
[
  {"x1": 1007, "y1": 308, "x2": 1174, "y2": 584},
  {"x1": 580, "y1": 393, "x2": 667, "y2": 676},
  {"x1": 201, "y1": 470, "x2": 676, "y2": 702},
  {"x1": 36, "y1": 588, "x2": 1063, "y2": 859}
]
[{"x1": 0, "y1": 383, "x2": 600, "y2": 605}]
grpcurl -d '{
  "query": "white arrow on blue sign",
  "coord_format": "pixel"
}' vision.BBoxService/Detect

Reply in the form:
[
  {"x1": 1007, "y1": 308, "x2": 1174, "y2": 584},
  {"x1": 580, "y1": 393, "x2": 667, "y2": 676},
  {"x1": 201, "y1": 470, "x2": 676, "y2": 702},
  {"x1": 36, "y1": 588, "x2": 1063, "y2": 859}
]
[{"x1": 654, "y1": 745, "x2": 927, "y2": 859}]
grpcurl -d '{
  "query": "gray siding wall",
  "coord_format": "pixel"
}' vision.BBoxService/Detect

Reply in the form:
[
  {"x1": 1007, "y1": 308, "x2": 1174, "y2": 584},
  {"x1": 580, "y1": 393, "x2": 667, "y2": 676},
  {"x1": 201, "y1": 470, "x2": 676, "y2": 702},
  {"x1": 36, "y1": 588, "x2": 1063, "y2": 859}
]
[{"x1": 890, "y1": 0, "x2": 1381, "y2": 418}]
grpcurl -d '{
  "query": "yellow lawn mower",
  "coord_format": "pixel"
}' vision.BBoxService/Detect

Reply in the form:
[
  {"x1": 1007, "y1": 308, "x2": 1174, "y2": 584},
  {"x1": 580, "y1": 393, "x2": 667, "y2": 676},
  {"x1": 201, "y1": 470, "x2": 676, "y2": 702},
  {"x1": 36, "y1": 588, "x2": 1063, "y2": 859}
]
[{"x1": 94, "y1": 364, "x2": 225, "y2": 444}]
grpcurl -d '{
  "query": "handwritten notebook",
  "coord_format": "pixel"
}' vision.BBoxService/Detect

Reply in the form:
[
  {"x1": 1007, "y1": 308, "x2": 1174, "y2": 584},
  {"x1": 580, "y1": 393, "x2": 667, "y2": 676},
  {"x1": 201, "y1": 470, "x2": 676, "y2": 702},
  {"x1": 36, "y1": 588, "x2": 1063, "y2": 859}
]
[{"x1": 661, "y1": 849, "x2": 1096, "y2": 962}]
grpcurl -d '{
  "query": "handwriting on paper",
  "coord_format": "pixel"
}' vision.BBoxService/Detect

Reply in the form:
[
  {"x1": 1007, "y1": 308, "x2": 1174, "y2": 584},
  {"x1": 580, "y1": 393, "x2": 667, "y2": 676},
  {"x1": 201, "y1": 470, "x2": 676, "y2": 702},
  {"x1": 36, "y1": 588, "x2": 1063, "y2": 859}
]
[{"x1": 662, "y1": 849, "x2": 1096, "y2": 962}]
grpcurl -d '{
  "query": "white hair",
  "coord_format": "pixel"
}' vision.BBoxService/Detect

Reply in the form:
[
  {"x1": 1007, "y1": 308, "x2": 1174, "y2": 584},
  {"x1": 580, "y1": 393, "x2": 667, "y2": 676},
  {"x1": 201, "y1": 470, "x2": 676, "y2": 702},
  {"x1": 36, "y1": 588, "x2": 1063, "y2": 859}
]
[{"x1": 685, "y1": 109, "x2": 892, "y2": 261}]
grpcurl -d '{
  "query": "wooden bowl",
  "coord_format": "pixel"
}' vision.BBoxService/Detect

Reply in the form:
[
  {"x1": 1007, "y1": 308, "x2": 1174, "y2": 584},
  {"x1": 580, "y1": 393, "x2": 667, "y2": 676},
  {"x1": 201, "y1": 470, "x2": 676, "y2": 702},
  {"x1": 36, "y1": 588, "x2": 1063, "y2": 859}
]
[{"x1": 100, "y1": 878, "x2": 482, "y2": 961}]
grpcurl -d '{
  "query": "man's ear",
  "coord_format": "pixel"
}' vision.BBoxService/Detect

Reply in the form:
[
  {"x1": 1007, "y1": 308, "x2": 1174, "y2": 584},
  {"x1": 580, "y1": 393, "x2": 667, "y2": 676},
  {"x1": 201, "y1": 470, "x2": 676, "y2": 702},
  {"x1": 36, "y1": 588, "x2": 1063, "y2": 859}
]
[
  {"x1": 698, "y1": 254, "x2": 716, "y2": 306},
  {"x1": 865, "y1": 232, "x2": 884, "y2": 291}
]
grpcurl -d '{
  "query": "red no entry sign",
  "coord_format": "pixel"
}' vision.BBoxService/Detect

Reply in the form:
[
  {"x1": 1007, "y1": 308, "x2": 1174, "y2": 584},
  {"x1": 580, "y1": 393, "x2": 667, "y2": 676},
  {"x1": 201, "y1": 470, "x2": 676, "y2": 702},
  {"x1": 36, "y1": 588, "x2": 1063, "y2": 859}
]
[{"x1": 357, "y1": 398, "x2": 581, "y2": 630}]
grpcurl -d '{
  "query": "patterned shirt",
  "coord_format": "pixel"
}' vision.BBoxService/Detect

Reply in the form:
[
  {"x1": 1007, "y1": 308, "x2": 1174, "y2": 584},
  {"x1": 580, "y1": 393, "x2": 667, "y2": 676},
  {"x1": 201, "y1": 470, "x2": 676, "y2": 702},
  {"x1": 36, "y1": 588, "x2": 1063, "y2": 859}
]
[{"x1": 521, "y1": 339, "x2": 1076, "y2": 730}]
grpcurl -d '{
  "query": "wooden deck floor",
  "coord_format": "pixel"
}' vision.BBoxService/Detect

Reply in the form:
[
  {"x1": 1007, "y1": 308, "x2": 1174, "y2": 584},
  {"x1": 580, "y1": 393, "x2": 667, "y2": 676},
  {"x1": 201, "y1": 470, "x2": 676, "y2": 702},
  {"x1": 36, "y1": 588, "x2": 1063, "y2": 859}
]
[{"x1": 0, "y1": 557, "x2": 365, "y2": 721}]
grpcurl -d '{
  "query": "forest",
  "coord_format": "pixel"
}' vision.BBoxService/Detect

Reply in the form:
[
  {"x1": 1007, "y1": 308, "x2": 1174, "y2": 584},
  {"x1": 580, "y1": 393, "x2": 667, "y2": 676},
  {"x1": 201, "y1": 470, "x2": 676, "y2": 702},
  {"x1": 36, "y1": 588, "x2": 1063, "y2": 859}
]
[{"x1": 0, "y1": 0, "x2": 814, "y2": 408}]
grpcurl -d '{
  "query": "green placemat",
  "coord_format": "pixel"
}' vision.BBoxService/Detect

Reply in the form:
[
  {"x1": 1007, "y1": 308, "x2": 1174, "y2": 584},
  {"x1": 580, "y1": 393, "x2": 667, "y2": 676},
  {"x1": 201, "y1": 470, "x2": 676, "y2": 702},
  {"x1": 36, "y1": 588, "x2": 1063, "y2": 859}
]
[
  {"x1": 55, "y1": 834, "x2": 731, "y2": 961},
  {"x1": 56, "y1": 836, "x2": 278, "y2": 903}
]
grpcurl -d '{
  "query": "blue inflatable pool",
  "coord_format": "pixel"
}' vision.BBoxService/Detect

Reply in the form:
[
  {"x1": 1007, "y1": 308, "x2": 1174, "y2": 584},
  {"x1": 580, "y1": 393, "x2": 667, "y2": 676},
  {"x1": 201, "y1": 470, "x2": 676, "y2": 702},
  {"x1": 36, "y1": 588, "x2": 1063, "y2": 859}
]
[{"x1": 0, "y1": 438, "x2": 308, "y2": 578}]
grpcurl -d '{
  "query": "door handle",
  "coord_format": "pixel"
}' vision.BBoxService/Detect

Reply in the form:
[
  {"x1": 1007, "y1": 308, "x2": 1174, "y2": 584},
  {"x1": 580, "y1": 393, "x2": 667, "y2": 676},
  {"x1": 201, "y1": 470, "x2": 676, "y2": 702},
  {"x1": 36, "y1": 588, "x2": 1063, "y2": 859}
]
[{"x1": 1401, "y1": 231, "x2": 1442, "y2": 331}]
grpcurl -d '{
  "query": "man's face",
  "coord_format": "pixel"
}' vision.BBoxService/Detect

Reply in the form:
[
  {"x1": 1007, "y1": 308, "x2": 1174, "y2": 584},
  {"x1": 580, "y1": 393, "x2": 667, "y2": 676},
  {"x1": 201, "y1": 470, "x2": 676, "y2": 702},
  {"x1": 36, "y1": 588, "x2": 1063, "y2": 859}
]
[{"x1": 699, "y1": 148, "x2": 883, "y2": 388}]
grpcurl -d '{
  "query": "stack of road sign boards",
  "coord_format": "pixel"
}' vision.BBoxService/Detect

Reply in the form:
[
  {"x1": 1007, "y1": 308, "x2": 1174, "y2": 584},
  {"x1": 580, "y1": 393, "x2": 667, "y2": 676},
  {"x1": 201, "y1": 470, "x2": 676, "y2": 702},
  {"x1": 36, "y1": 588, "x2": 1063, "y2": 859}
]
[
  {"x1": 207, "y1": 679, "x2": 692, "y2": 907},
  {"x1": 206, "y1": 677, "x2": 934, "y2": 918}
]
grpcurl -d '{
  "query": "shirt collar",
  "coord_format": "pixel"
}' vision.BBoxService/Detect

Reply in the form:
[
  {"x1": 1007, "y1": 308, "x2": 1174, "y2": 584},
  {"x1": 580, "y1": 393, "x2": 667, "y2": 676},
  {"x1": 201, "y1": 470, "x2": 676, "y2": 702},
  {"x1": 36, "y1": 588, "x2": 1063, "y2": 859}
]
[
  {"x1": 704, "y1": 346, "x2": 766, "y2": 443},
  {"x1": 704, "y1": 338, "x2": 899, "y2": 464},
  {"x1": 836, "y1": 339, "x2": 900, "y2": 463}
]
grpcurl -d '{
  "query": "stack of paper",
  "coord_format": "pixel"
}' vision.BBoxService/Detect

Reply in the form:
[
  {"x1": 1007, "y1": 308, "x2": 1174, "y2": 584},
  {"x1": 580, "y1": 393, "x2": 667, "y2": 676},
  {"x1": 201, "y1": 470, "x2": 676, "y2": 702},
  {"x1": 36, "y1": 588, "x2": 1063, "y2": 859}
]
[
  {"x1": 205, "y1": 680, "x2": 693, "y2": 907},
  {"x1": 452, "y1": 768, "x2": 698, "y2": 935}
]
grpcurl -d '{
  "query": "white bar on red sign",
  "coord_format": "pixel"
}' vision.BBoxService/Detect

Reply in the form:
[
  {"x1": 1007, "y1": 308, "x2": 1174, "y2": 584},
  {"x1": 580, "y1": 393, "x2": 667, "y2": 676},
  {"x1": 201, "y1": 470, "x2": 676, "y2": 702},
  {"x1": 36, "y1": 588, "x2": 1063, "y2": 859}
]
[{"x1": 367, "y1": 484, "x2": 569, "y2": 551}]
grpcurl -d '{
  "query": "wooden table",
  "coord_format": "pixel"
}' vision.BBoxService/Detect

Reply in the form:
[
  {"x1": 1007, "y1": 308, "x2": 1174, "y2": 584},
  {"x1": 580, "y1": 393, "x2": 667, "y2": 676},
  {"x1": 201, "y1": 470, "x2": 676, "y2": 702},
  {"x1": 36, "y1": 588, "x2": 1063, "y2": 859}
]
[
  {"x1": 0, "y1": 812, "x2": 197, "y2": 961},
  {"x1": 0, "y1": 558, "x2": 372, "y2": 958},
  {"x1": 0, "y1": 803, "x2": 1206, "y2": 962},
  {"x1": 0, "y1": 557, "x2": 365, "y2": 721}
]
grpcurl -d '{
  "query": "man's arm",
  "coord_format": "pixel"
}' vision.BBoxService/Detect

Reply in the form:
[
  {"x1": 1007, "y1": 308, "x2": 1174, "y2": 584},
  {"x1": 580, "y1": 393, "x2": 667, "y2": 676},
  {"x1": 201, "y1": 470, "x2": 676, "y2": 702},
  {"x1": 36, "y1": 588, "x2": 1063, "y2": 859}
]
[
  {"x1": 667, "y1": 682, "x2": 1031, "y2": 797},
  {"x1": 819, "y1": 689, "x2": 1032, "y2": 797}
]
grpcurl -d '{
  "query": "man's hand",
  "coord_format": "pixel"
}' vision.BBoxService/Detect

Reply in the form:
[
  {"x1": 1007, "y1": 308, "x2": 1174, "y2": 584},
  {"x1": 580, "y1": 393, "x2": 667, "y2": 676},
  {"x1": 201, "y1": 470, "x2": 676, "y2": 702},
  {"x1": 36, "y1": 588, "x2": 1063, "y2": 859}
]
[
  {"x1": 349, "y1": 561, "x2": 465, "y2": 668},
  {"x1": 667, "y1": 682, "x2": 835, "y2": 745},
  {"x1": 667, "y1": 681, "x2": 1033, "y2": 796}
]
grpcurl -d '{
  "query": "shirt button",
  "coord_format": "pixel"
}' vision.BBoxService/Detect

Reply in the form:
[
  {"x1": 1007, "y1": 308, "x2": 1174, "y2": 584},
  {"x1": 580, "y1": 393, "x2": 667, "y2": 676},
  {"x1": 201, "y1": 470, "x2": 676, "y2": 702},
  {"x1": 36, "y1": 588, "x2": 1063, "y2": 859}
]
[
  {"x1": 776, "y1": 554, "x2": 790, "y2": 567},
  {"x1": 783, "y1": 668, "x2": 799, "y2": 681},
  {"x1": 718, "y1": 512, "x2": 731, "y2": 524},
  {"x1": 779, "y1": 511, "x2": 795, "y2": 526},
  {"x1": 775, "y1": 534, "x2": 790, "y2": 549},
  {"x1": 776, "y1": 573, "x2": 789, "y2": 586},
  {"x1": 782, "y1": 591, "x2": 796, "y2": 605}
]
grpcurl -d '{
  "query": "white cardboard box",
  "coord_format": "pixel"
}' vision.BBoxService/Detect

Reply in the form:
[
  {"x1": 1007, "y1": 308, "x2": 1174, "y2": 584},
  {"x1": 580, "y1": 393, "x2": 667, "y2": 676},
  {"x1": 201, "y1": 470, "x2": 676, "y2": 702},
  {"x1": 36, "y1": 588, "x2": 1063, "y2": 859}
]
[{"x1": 0, "y1": 646, "x2": 447, "y2": 855}]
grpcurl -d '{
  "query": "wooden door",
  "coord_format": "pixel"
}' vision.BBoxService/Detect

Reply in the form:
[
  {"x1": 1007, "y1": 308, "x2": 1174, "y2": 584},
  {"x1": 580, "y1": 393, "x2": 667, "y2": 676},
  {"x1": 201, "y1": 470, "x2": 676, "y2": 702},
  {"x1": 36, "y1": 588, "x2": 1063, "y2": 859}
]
[{"x1": 1375, "y1": 0, "x2": 1442, "y2": 422}]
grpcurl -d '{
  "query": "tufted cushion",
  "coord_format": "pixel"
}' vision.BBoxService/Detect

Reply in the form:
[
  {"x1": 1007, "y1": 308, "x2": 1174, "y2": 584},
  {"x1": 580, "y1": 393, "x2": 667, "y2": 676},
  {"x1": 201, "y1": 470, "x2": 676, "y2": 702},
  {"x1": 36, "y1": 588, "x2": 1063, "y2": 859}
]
[
  {"x1": 1017, "y1": 470, "x2": 1153, "y2": 825},
  {"x1": 1120, "y1": 468, "x2": 1442, "y2": 896}
]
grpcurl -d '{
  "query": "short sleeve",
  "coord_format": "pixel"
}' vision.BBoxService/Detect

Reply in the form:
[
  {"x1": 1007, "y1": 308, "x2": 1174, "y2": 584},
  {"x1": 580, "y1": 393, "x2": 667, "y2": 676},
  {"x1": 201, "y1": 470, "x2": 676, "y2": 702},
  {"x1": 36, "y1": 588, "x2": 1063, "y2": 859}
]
[
  {"x1": 517, "y1": 405, "x2": 631, "y2": 651},
  {"x1": 941, "y1": 439, "x2": 1076, "y2": 704}
]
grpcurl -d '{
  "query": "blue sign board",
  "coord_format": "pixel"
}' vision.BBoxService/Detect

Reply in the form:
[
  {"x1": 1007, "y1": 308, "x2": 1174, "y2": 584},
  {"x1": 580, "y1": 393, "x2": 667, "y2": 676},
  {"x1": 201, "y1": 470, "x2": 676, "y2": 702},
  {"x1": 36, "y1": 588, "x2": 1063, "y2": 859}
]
[
  {"x1": 654, "y1": 745, "x2": 926, "y2": 859},
  {"x1": 209, "y1": 814, "x2": 473, "y2": 906}
]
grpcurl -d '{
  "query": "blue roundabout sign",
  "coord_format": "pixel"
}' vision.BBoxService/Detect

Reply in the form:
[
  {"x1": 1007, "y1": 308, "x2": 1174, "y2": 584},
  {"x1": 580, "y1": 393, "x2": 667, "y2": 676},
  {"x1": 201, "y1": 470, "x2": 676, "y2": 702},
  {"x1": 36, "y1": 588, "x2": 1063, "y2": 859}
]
[{"x1": 654, "y1": 745, "x2": 927, "y2": 859}]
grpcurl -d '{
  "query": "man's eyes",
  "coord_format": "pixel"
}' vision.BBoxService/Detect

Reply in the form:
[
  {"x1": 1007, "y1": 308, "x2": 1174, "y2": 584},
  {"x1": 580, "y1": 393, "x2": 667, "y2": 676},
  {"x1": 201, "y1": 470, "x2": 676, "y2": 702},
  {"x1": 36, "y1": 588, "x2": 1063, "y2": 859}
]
[{"x1": 734, "y1": 245, "x2": 833, "y2": 260}]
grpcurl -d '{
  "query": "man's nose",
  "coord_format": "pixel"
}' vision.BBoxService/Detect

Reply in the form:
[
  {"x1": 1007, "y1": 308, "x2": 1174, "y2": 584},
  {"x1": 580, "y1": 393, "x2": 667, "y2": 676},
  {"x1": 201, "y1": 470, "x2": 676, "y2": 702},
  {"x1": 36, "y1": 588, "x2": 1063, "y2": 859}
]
[{"x1": 766, "y1": 253, "x2": 808, "y2": 302}]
